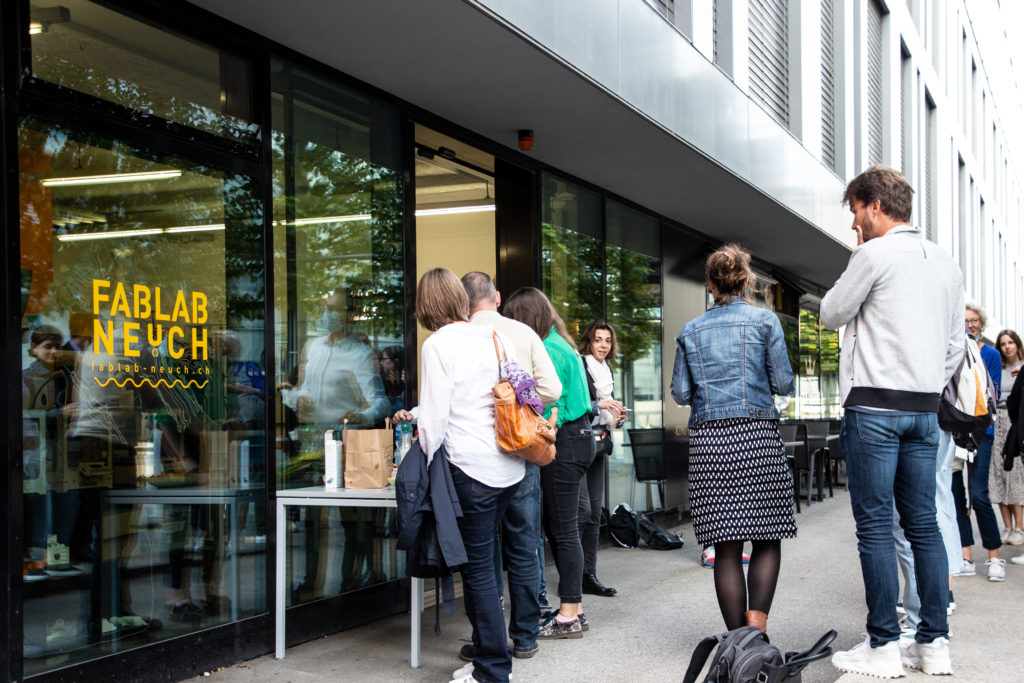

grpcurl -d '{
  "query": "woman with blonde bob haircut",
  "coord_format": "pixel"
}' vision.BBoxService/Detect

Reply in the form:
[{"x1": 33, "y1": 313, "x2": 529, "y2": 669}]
[{"x1": 415, "y1": 267, "x2": 523, "y2": 683}]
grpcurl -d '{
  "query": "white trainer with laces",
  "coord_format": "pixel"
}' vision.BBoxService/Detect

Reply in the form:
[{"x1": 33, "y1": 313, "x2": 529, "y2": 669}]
[
  {"x1": 953, "y1": 559, "x2": 976, "y2": 577},
  {"x1": 832, "y1": 636, "x2": 905, "y2": 678},
  {"x1": 1009, "y1": 529, "x2": 1024, "y2": 545},
  {"x1": 901, "y1": 636, "x2": 953, "y2": 675},
  {"x1": 1011, "y1": 554, "x2": 1024, "y2": 565},
  {"x1": 987, "y1": 558, "x2": 1006, "y2": 582}
]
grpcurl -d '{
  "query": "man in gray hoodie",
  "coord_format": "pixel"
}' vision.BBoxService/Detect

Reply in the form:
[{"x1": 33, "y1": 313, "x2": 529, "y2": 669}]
[{"x1": 822, "y1": 166, "x2": 964, "y2": 679}]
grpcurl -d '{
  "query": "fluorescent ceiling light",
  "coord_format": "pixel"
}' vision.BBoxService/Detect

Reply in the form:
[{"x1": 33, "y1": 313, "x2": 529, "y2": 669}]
[
  {"x1": 58, "y1": 228, "x2": 164, "y2": 242},
  {"x1": 29, "y1": 22, "x2": 44, "y2": 34},
  {"x1": 42, "y1": 170, "x2": 182, "y2": 187},
  {"x1": 57, "y1": 223, "x2": 224, "y2": 241},
  {"x1": 164, "y1": 223, "x2": 226, "y2": 234},
  {"x1": 415, "y1": 205, "x2": 495, "y2": 217},
  {"x1": 285, "y1": 214, "x2": 372, "y2": 226}
]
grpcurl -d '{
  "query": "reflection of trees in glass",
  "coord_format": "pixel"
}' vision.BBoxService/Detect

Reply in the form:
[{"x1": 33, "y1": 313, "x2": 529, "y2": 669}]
[
  {"x1": 798, "y1": 309, "x2": 821, "y2": 377},
  {"x1": 606, "y1": 246, "x2": 660, "y2": 364},
  {"x1": 778, "y1": 314, "x2": 800, "y2": 376},
  {"x1": 271, "y1": 136, "x2": 404, "y2": 343},
  {"x1": 541, "y1": 223, "x2": 602, "y2": 340},
  {"x1": 31, "y1": 18, "x2": 256, "y2": 147}
]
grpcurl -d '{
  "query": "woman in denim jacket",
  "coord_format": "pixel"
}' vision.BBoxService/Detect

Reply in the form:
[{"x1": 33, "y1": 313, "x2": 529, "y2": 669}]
[{"x1": 671, "y1": 244, "x2": 796, "y2": 633}]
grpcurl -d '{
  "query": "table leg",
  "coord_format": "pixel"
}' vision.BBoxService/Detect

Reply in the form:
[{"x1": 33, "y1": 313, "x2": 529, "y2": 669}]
[
  {"x1": 229, "y1": 500, "x2": 239, "y2": 620},
  {"x1": 275, "y1": 499, "x2": 286, "y2": 659},
  {"x1": 410, "y1": 577, "x2": 423, "y2": 668}
]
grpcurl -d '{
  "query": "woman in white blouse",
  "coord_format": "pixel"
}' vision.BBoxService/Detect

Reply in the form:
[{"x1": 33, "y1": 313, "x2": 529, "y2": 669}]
[
  {"x1": 578, "y1": 322, "x2": 625, "y2": 598},
  {"x1": 415, "y1": 268, "x2": 523, "y2": 683}
]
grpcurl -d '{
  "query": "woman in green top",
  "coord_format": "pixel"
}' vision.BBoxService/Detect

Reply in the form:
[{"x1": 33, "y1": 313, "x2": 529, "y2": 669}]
[{"x1": 503, "y1": 287, "x2": 595, "y2": 640}]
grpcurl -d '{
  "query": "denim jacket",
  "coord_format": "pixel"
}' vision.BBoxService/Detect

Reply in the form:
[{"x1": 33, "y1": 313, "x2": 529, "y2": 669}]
[{"x1": 671, "y1": 297, "x2": 794, "y2": 427}]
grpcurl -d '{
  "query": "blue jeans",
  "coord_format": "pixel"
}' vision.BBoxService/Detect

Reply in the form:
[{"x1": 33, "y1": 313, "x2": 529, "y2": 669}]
[
  {"x1": 450, "y1": 464, "x2": 518, "y2": 682},
  {"x1": 894, "y1": 430, "x2": 961, "y2": 630},
  {"x1": 540, "y1": 415, "x2": 596, "y2": 603},
  {"x1": 841, "y1": 410, "x2": 948, "y2": 646},
  {"x1": 968, "y1": 435, "x2": 1003, "y2": 550},
  {"x1": 501, "y1": 462, "x2": 541, "y2": 653}
]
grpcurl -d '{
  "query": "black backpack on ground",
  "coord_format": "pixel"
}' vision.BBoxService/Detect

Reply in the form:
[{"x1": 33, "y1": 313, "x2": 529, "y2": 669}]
[
  {"x1": 608, "y1": 503, "x2": 684, "y2": 550},
  {"x1": 683, "y1": 627, "x2": 837, "y2": 683}
]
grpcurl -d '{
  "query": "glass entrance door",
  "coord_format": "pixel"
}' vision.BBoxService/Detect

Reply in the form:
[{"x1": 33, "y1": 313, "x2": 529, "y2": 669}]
[{"x1": 413, "y1": 125, "x2": 496, "y2": 356}]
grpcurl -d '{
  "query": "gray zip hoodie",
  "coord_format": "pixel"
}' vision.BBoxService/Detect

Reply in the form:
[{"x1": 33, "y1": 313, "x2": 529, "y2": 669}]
[{"x1": 820, "y1": 225, "x2": 965, "y2": 411}]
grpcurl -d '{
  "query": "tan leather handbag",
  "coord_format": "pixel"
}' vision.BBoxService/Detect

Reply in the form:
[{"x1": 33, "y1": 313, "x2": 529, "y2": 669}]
[{"x1": 491, "y1": 334, "x2": 556, "y2": 466}]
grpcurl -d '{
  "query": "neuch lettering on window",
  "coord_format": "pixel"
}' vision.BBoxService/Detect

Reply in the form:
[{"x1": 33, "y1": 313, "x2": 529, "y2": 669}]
[{"x1": 89, "y1": 278, "x2": 211, "y2": 389}]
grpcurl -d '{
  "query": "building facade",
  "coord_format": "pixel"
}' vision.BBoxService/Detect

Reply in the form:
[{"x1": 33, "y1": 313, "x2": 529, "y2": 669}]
[{"x1": 1, "y1": 0, "x2": 1020, "y2": 680}]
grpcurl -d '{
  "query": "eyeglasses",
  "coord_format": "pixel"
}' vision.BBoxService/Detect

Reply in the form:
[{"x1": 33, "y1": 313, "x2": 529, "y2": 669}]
[{"x1": 965, "y1": 318, "x2": 981, "y2": 324}]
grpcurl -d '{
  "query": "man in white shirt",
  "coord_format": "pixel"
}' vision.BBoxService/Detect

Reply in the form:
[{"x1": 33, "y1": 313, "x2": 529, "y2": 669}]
[{"x1": 461, "y1": 271, "x2": 561, "y2": 661}]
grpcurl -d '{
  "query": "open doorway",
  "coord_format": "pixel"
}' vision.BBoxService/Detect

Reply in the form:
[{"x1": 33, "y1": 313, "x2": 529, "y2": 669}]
[{"x1": 413, "y1": 124, "x2": 495, "y2": 355}]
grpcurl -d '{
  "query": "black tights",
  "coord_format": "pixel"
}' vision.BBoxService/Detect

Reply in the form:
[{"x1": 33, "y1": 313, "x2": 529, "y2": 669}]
[{"x1": 712, "y1": 539, "x2": 782, "y2": 630}]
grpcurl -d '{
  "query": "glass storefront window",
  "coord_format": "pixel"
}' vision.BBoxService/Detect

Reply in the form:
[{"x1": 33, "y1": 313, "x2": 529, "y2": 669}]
[
  {"x1": 542, "y1": 182, "x2": 665, "y2": 511},
  {"x1": 271, "y1": 59, "x2": 406, "y2": 604},
  {"x1": 18, "y1": 117, "x2": 266, "y2": 674},
  {"x1": 605, "y1": 201, "x2": 662, "y2": 509},
  {"x1": 29, "y1": 0, "x2": 257, "y2": 148},
  {"x1": 541, "y1": 174, "x2": 603, "y2": 335}
]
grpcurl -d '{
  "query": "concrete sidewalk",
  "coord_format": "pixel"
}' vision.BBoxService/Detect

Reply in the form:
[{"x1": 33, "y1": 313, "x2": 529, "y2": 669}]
[{"x1": 203, "y1": 496, "x2": 1022, "y2": 682}]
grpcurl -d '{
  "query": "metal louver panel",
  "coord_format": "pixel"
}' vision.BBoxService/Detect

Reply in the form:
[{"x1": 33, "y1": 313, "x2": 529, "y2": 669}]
[
  {"x1": 821, "y1": 0, "x2": 836, "y2": 171},
  {"x1": 867, "y1": 0, "x2": 884, "y2": 165},
  {"x1": 900, "y1": 55, "x2": 907, "y2": 175},
  {"x1": 713, "y1": 0, "x2": 719, "y2": 64},
  {"x1": 749, "y1": 0, "x2": 789, "y2": 127},
  {"x1": 925, "y1": 100, "x2": 935, "y2": 242}
]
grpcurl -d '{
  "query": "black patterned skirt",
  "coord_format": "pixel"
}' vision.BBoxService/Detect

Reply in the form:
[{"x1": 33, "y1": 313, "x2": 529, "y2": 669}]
[{"x1": 688, "y1": 417, "x2": 797, "y2": 546}]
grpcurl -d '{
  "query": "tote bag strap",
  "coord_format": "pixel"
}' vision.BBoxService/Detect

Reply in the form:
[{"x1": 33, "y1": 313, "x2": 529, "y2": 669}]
[{"x1": 492, "y1": 332, "x2": 508, "y2": 375}]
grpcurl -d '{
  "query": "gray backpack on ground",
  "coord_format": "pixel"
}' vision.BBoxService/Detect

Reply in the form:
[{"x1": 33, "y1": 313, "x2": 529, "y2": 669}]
[{"x1": 683, "y1": 627, "x2": 837, "y2": 683}]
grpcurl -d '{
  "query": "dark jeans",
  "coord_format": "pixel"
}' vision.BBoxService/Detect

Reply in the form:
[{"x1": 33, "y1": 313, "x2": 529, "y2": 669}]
[
  {"x1": 967, "y1": 435, "x2": 1003, "y2": 550},
  {"x1": 450, "y1": 464, "x2": 518, "y2": 683},
  {"x1": 577, "y1": 451, "x2": 605, "y2": 575},
  {"x1": 500, "y1": 462, "x2": 542, "y2": 653},
  {"x1": 840, "y1": 410, "x2": 948, "y2": 646},
  {"x1": 951, "y1": 469, "x2": 973, "y2": 547},
  {"x1": 540, "y1": 415, "x2": 595, "y2": 604}
]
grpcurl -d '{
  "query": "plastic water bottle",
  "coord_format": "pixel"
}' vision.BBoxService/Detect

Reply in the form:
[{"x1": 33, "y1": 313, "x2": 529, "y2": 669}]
[{"x1": 398, "y1": 422, "x2": 412, "y2": 463}]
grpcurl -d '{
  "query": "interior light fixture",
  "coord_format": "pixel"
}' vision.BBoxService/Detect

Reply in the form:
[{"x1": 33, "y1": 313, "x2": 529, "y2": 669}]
[
  {"x1": 414, "y1": 205, "x2": 496, "y2": 217},
  {"x1": 57, "y1": 223, "x2": 225, "y2": 241},
  {"x1": 285, "y1": 214, "x2": 372, "y2": 226},
  {"x1": 58, "y1": 228, "x2": 165, "y2": 242},
  {"x1": 29, "y1": 6, "x2": 69, "y2": 34},
  {"x1": 42, "y1": 170, "x2": 182, "y2": 187},
  {"x1": 164, "y1": 223, "x2": 226, "y2": 234}
]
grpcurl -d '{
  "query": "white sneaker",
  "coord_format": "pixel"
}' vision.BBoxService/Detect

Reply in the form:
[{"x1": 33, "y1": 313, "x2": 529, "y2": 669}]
[
  {"x1": 1011, "y1": 554, "x2": 1024, "y2": 565},
  {"x1": 451, "y1": 662, "x2": 473, "y2": 679},
  {"x1": 901, "y1": 636, "x2": 953, "y2": 675},
  {"x1": 953, "y1": 559, "x2": 976, "y2": 577},
  {"x1": 987, "y1": 558, "x2": 1006, "y2": 582},
  {"x1": 832, "y1": 636, "x2": 905, "y2": 678},
  {"x1": 1009, "y1": 529, "x2": 1024, "y2": 546},
  {"x1": 1001, "y1": 528, "x2": 1011, "y2": 543}
]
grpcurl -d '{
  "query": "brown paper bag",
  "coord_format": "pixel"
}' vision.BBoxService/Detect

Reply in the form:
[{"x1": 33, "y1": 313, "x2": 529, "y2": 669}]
[{"x1": 343, "y1": 419, "x2": 394, "y2": 488}]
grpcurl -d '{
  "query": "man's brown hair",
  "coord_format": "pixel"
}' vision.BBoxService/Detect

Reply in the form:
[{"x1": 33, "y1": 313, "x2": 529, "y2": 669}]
[{"x1": 842, "y1": 165, "x2": 914, "y2": 223}]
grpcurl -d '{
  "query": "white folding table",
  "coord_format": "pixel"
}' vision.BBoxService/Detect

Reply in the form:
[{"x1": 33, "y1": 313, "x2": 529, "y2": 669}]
[{"x1": 274, "y1": 486, "x2": 423, "y2": 666}]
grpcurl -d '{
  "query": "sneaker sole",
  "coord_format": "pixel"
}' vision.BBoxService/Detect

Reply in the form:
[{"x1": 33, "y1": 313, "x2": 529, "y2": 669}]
[
  {"x1": 537, "y1": 631, "x2": 583, "y2": 640},
  {"x1": 988, "y1": 575, "x2": 1006, "y2": 582},
  {"x1": 902, "y1": 654, "x2": 953, "y2": 675},
  {"x1": 513, "y1": 647, "x2": 539, "y2": 659},
  {"x1": 832, "y1": 654, "x2": 905, "y2": 679}
]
